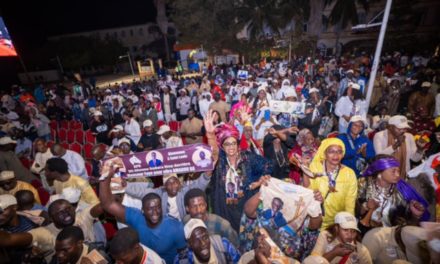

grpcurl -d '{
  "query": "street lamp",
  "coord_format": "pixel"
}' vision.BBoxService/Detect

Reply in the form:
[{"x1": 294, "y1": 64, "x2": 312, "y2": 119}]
[{"x1": 119, "y1": 51, "x2": 136, "y2": 77}]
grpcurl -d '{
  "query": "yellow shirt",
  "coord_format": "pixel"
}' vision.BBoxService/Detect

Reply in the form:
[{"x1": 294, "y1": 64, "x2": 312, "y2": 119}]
[
  {"x1": 0, "y1": 180, "x2": 41, "y2": 204},
  {"x1": 309, "y1": 166, "x2": 358, "y2": 230},
  {"x1": 54, "y1": 175, "x2": 99, "y2": 205}
]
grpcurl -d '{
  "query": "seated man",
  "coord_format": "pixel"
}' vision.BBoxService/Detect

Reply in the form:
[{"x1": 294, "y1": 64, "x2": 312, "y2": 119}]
[
  {"x1": 176, "y1": 218, "x2": 241, "y2": 263},
  {"x1": 126, "y1": 172, "x2": 211, "y2": 221},
  {"x1": 50, "y1": 226, "x2": 110, "y2": 264},
  {"x1": 99, "y1": 168, "x2": 186, "y2": 264},
  {"x1": 15, "y1": 190, "x2": 50, "y2": 225},
  {"x1": 109, "y1": 227, "x2": 165, "y2": 264},
  {"x1": 51, "y1": 144, "x2": 88, "y2": 179},
  {"x1": 183, "y1": 188, "x2": 239, "y2": 247},
  {"x1": 0, "y1": 171, "x2": 41, "y2": 204},
  {"x1": 305, "y1": 211, "x2": 372, "y2": 264},
  {"x1": 0, "y1": 198, "x2": 103, "y2": 260},
  {"x1": 45, "y1": 158, "x2": 99, "y2": 205},
  {"x1": 30, "y1": 138, "x2": 53, "y2": 174},
  {"x1": 0, "y1": 194, "x2": 39, "y2": 233}
]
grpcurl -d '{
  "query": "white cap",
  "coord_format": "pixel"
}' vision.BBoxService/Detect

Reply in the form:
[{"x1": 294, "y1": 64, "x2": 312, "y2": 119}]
[
  {"x1": 179, "y1": 88, "x2": 187, "y2": 94},
  {"x1": 143, "y1": 120, "x2": 153, "y2": 128},
  {"x1": 157, "y1": 125, "x2": 171, "y2": 135},
  {"x1": 303, "y1": 256, "x2": 330, "y2": 264},
  {"x1": 105, "y1": 89, "x2": 111, "y2": 93},
  {"x1": 349, "y1": 83, "x2": 361, "y2": 90},
  {"x1": 111, "y1": 125, "x2": 124, "y2": 133},
  {"x1": 349, "y1": 115, "x2": 367, "y2": 127},
  {"x1": 346, "y1": 69, "x2": 354, "y2": 74},
  {"x1": 335, "y1": 212, "x2": 360, "y2": 232},
  {"x1": 284, "y1": 89, "x2": 297, "y2": 98},
  {"x1": 163, "y1": 173, "x2": 178, "y2": 184},
  {"x1": 309, "y1": 88, "x2": 320, "y2": 94},
  {"x1": 388, "y1": 115, "x2": 411, "y2": 129},
  {"x1": 0, "y1": 171, "x2": 15, "y2": 181},
  {"x1": 0, "y1": 136, "x2": 17, "y2": 145},
  {"x1": 257, "y1": 85, "x2": 267, "y2": 93},
  {"x1": 118, "y1": 138, "x2": 131, "y2": 146},
  {"x1": 61, "y1": 187, "x2": 81, "y2": 204},
  {"x1": 93, "y1": 111, "x2": 103, "y2": 117},
  {"x1": 0, "y1": 194, "x2": 17, "y2": 210},
  {"x1": 184, "y1": 218, "x2": 207, "y2": 239},
  {"x1": 421, "y1": 81, "x2": 432, "y2": 88}
]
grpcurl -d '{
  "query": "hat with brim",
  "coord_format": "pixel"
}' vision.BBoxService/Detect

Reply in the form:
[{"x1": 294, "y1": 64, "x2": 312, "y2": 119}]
[
  {"x1": 309, "y1": 88, "x2": 320, "y2": 94},
  {"x1": 93, "y1": 111, "x2": 103, "y2": 117},
  {"x1": 349, "y1": 115, "x2": 367, "y2": 127},
  {"x1": 118, "y1": 138, "x2": 131, "y2": 146},
  {"x1": 421, "y1": 82, "x2": 432, "y2": 88},
  {"x1": 0, "y1": 171, "x2": 15, "y2": 181},
  {"x1": 388, "y1": 115, "x2": 411, "y2": 129},
  {"x1": 0, "y1": 194, "x2": 17, "y2": 210},
  {"x1": 0, "y1": 136, "x2": 17, "y2": 145},
  {"x1": 163, "y1": 173, "x2": 178, "y2": 184},
  {"x1": 350, "y1": 83, "x2": 361, "y2": 90},
  {"x1": 143, "y1": 120, "x2": 153, "y2": 128},
  {"x1": 111, "y1": 125, "x2": 124, "y2": 133},
  {"x1": 184, "y1": 218, "x2": 207, "y2": 239},
  {"x1": 157, "y1": 125, "x2": 171, "y2": 135},
  {"x1": 335, "y1": 211, "x2": 360, "y2": 232}
]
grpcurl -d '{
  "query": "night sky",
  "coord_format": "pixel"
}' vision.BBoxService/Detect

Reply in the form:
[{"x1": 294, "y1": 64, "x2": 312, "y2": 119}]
[{"x1": 0, "y1": 0, "x2": 157, "y2": 54}]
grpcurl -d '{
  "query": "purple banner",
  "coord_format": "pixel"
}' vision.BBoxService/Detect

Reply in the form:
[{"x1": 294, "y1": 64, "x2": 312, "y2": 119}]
[{"x1": 102, "y1": 143, "x2": 214, "y2": 178}]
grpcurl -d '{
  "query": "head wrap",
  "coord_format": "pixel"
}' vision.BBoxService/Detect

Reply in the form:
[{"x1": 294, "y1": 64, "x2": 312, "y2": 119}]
[
  {"x1": 296, "y1": 128, "x2": 313, "y2": 146},
  {"x1": 214, "y1": 123, "x2": 239, "y2": 148},
  {"x1": 362, "y1": 157, "x2": 400, "y2": 177},
  {"x1": 309, "y1": 138, "x2": 345, "y2": 174}
]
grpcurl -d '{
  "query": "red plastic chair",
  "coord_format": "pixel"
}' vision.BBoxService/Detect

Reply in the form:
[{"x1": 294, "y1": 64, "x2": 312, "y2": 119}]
[
  {"x1": 46, "y1": 140, "x2": 55, "y2": 149},
  {"x1": 20, "y1": 158, "x2": 32, "y2": 169},
  {"x1": 85, "y1": 130, "x2": 96, "y2": 144},
  {"x1": 85, "y1": 161, "x2": 92, "y2": 176},
  {"x1": 71, "y1": 120, "x2": 82, "y2": 130},
  {"x1": 50, "y1": 129, "x2": 57, "y2": 141},
  {"x1": 67, "y1": 130, "x2": 75, "y2": 143},
  {"x1": 49, "y1": 120, "x2": 58, "y2": 131},
  {"x1": 60, "y1": 142, "x2": 69, "y2": 150},
  {"x1": 60, "y1": 120, "x2": 69, "y2": 130},
  {"x1": 326, "y1": 131, "x2": 339, "y2": 138},
  {"x1": 75, "y1": 130, "x2": 85, "y2": 143},
  {"x1": 169, "y1": 121, "x2": 179, "y2": 132},
  {"x1": 157, "y1": 120, "x2": 165, "y2": 128},
  {"x1": 84, "y1": 143, "x2": 94, "y2": 160},
  {"x1": 69, "y1": 142, "x2": 82, "y2": 154},
  {"x1": 58, "y1": 129, "x2": 67, "y2": 142}
]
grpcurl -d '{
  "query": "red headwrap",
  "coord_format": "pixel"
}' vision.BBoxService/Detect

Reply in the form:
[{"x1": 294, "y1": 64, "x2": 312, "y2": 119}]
[{"x1": 215, "y1": 123, "x2": 239, "y2": 147}]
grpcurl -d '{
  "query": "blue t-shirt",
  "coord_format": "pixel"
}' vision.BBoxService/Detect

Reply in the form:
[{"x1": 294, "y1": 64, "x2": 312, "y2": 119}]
[{"x1": 125, "y1": 207, "x2": 186, "y2": 264}]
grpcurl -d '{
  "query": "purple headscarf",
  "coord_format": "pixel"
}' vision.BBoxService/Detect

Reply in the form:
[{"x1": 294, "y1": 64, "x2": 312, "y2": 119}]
[{"x1": 363, "y1": 157, "x2": 430, "y2": 221}]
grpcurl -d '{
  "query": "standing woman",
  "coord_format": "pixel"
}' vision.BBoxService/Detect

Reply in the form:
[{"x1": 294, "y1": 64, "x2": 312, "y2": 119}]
[
  {"x1": 335, "y1": 83, "x2": 368, "y2": 133},
  {"x1": 305, "y1": 138, "x2": 358, "y2": 230},
  {"x1": 205, "y1": 110, "x2": 272, "y2": 232}
]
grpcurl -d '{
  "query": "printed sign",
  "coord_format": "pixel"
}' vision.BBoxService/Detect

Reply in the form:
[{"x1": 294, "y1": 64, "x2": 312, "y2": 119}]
[
  {"x1": 102, "y1": 144, "x2": 213, "y2": 178},
  {"x1": 269, "y1": 100, "x2": 305, "y2": 115},
  {"x1": 237, "y1": 70, "x2": 249, "y2": 80}
]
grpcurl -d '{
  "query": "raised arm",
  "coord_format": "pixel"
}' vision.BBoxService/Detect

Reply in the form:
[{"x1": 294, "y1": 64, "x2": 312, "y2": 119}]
[
  {"x1": 0, "y1": 230, "x2": 32, "y2": 247},
  {"x1": 204, "y1": 110, "x2": 219, "y2": 166},
  {"x1": 99, "y1": 168, "x2": 126, "y2": 223}
]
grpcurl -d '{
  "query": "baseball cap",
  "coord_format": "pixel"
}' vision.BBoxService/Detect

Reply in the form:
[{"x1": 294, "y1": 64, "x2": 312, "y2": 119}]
[
  {"x1": 0, "y1": 194, "x2": 17, "y2": 211},
  {"x1": 118, "y1": 138, "x2": 131, "y2": 146},
  {"x1": 143, "y1": 120, "x2": 153, "y2": 128},
  {"x1": 349, "y1": 115, "x2": 367, "y2": 127},
  {"x1": 61, "y1": 187, "x2": 81, "y2": 204},
  {"x1": 0, "y1": 171, "x2": 15, "y2": 181},
  {"x1": 334, "y1": 212, "x2": 360, "y2": 232},
  {"x1": 93, "y1": 111, "x2": 103, "y2": 117},
  {"x1": 111, "y1": 125, "x2": 124, "y2": 133},
  {"x1": 184, "y1": 218, "x2": 207, "y2": 239},
  {"x1": 0, "y1": 136, "x2": 17, "y2": 145},
  {"x1": 163, "y1": 173, "x2": 178, "y2": 184},
  {"x1": 157, "y1": 125, "x2": 171, "y2": 135},
  {"x1": 349, "y1": 82, "x2": 361, "y2": 90},
  {"x1": 421, "y1": 82, "x2": 432, "y2": 88},
  {"x1": 388, "y1": 115, "x2": 411, "y2": 129},
  {"x1": 346, "y1": 69, "x2": 354, "y2": 74},
  {"x1": 309, "y1": 87, "x2": 320, "y2": 94}
]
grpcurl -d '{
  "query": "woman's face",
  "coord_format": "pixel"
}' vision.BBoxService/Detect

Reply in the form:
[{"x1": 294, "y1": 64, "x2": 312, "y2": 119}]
[
  {"x1": 304, "y1": 132, "x2": 315, "y2": 147},
  {"x1": 222, "y1": 137, "x2": 238, "y2": 157},
  {"x1": 325, "y1": 145, "x2": 344, "y2": 166},
  {"x1": 380, "y1": 166, "x2": 400, "y2": 184},
  {"x1": 258, "y1": 90, "x2": 266, "y2": 100}
]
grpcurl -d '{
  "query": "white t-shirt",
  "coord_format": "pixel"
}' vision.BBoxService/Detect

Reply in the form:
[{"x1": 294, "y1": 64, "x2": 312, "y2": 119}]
[
  {"x1": 167, "y1": 196, "x2": 180, "y2": 220},
  {"x1": 140, "y1": 244, "x2": 166, "y2": 264}
]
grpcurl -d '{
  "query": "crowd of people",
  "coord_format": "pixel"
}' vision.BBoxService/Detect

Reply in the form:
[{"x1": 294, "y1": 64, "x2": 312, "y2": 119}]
[{"x1": 0, "y1": 50, "x2": 440, "y2": 264}]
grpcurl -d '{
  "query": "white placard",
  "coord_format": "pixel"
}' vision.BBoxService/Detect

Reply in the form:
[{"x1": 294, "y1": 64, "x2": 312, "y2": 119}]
[{"x1": 270, "y1": 100, "x2": 305, "y2": 115}]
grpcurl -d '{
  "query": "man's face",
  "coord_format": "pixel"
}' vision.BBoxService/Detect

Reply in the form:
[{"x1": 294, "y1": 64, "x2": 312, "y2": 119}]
[
  {"x1": 144, "y1": 126, "x2": 153, "y2": 134},
  {"x1": 388, "y1": 125, "x2": 405, "y2": 138},
  {"x1": 189, "y1": 227, "x2": 211, "y2": 263},
  {"x1": 243, "y1": 126, "x2": 253, "y2": 140},
  {"x1": 186, "y1": 197, "x2": 208, "y2": 220},
  {"x1": 120, "y1": 143, "x2": 131, "y2": 154},
  {"x1": 152, "y1": 152, "x2": 156, "y2": 159},
  {"x1": 199, "y1": 151, "x2": 206, "y2": 160},
  {"x1": 0, "y1": 178, "x2": 17, "y2": 191},
  {"x1": 162, "y1": 131, "x2": 172, "y2": 139},
  {"x1": 188, "y1": 110, "x2": 195, "y2": 119},
  {"x1": 0, "y1": 205, "x2": 16, "y2": 226},
  {"x1": 227, "y1": 183, "x2": 235, "y2": 193},
  {"x1": 271, "y1": 199, "x2": 282, "y2": 213},
  {"x1": 36, "y1": 140, "x2": 47, "y2": 153},
  {"x1": 55, "y1": 238, "x2": 83, "y2": 264},
  {"x1": 45, "y1": 167, "x2": 57, "y2": 182},
  {"x1": 350, "y1": 121, "x2": 364, "y2": 136},
  {"x1": 50, "y1": 202, "x2": 76, "y2": 228},
  {"x1": 112, "y1": 245, "x2": 141, "y2": 264},
  {"x1": 338, "y1": 226, "x2": 357, "y2": 244},
  {"x1": 165, "y1": 177, "x2": 181, "y2": 198},
  {"x1": 142, "y1": 198, "x2": 162, "y2": 227}
]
